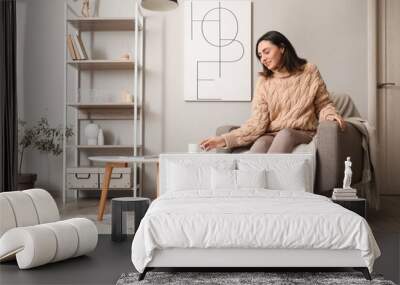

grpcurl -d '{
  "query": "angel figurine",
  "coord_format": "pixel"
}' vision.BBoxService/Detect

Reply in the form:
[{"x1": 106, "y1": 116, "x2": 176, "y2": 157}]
[
  {"x1": 81, "y1": 0, "x2": 90, "y2": 17},
  {"x1": 342, "y1": 157, "x2": 353, "y2": 189}
]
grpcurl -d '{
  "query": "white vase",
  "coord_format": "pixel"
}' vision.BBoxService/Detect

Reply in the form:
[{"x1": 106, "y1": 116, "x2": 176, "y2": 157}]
[
  {"x1": 97, "y1": 128, "x2": 104, "y2": 146},
  {"x1": 85, "y1": 123, "x2": 99, "y2": 145}
]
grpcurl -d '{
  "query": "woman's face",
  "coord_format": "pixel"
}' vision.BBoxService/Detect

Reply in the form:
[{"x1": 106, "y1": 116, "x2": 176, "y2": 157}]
[{"x1": 257, "y1": 40, "x2": 284, "y2": 71}]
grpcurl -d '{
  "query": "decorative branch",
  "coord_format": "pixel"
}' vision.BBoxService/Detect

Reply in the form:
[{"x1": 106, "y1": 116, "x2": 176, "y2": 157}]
[{"x1": 18, "y1": 118, "x2": 73, "y2": 174}]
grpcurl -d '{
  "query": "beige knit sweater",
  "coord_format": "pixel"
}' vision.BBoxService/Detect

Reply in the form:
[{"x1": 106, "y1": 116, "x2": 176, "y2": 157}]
[{"x1": 222, "y1": 63, "x2": 339, "y2": 148}]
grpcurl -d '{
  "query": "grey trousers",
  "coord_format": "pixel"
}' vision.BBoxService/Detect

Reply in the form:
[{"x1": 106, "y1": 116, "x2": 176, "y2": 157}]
[{"x1": 245, "y1": 128, "x2": 314, "y2": 154}]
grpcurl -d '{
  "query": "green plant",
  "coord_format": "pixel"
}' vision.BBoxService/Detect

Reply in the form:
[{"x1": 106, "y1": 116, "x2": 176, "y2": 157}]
[{"x1": 18, "y1": 118, "x2": 73, "y2": 174}]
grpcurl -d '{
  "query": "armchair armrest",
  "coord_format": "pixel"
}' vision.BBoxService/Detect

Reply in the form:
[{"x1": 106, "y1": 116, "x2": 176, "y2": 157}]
[
  {"x1": 216, "y1": 125, "x2": 240, "y2": 136},
  {"x1": 215, "y1": 125, "x2": 240, "y2": 153},
  {"x1": 315, "y1": 121, "x2": 363, "y2": 194}
]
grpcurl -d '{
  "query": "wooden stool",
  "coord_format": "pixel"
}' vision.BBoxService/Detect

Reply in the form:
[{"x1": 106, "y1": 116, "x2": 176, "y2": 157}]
[{"x1": 111, "y1": 197, "x2": 150, "y2": 242}]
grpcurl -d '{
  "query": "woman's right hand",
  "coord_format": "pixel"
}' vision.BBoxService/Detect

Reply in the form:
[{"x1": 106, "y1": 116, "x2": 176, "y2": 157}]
[{"x1": 199, "y1": 136, "x2": 226, "y2": 151}]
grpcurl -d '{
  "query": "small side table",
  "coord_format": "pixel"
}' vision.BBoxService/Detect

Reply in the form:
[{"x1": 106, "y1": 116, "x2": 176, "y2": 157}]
[
  {"x1": 332, "y1": 198, "x2": 367, "y2": 218},
  {"x1": 88, "y1": 155, "x2": 159, "y2": 221},
  {"x1": 111, "y1": 197, "x2": 151, "y2": 242}
]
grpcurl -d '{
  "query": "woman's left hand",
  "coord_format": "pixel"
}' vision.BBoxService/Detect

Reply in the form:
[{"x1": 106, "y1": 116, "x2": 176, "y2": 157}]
[{"x1": 326, "y1": 114, "x2": 346, "y2": 131}]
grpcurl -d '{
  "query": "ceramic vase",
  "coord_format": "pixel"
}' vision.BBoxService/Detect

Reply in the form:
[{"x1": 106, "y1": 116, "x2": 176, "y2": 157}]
[
  {"x1": 97, "y1": 128, "x2": 104, "y2": 146},
  {"x1": 85, "y1": 123, "x2": 99, "y2": 145}
]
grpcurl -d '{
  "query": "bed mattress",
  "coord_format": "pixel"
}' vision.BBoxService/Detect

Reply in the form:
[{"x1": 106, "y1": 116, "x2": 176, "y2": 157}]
[{"x1": 131, "y1": 190, "x2": 380, "y2": 273}]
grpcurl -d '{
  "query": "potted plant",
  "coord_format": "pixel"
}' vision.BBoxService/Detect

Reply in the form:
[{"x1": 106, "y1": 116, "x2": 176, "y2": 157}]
[{"x1": 18, "y1": 118, "x2": 73, "y2": 190}]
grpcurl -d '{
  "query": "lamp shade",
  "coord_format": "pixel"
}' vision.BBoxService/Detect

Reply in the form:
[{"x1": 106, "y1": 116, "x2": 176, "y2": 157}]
[{"x1": 141, "y1": 0, "x2": 178, "y2": 11}]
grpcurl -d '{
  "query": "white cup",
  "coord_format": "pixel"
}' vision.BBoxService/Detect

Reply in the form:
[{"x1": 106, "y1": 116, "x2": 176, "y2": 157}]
[{"x1": 188, "y1": 143, "x2": 200, "y2": 153}]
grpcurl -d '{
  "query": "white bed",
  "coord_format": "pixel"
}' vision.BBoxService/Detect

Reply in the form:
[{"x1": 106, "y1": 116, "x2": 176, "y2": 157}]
[{"x1": 131, "y1": 153, "x2": 380, "y2": 280}]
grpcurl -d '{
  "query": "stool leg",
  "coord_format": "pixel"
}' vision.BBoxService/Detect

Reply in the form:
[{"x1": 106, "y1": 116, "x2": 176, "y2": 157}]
[
  {"x1": 134, "y1": 201, "x2": 149, "y2": 234},
  {"x1": 112, "y1": 202, "x2": 123, "y2": 242}
]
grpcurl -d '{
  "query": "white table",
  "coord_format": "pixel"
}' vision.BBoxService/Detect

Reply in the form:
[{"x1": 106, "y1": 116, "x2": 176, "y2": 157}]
[{"x1": 88, "y1": 155, "x2": 159, "y2": 221}]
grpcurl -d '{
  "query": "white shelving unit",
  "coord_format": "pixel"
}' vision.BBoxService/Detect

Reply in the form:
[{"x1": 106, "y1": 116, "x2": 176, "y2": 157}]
[
  {"x1": 67, "y1": 17, "x2": 138, "y2": 31},
  {"x1": 67, "y1": 59, "x2": 135, "y2": 70},
  {"x1": 62, "y1": 2, "x2": 144, "y2": 205},
  {"x1": 67, "y1": 103, "x2": 135, "y2": 109}
]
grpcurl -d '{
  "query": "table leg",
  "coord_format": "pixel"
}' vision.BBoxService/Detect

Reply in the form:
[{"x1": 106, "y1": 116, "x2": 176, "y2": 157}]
[{"x1": 97, "y1": 162, "x2": 128, "y2": 221}]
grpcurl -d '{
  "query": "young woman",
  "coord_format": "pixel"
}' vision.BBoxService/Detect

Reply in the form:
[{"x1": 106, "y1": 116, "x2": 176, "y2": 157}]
[{"x1": 200, "y1": 31, "x2": 345, "y2": 153}]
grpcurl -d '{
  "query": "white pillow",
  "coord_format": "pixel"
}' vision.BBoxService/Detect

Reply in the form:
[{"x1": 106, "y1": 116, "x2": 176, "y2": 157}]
[
  {"x1": 167, "y1": 160, "x2": 235, "y2": 191},
  {"x1": 236, "y1": 169, "x2": 267, "y2": 189},
  {"x1": 266, "y1": 161, "x2": 310, "y2": 192},
  {"x1": 211, "y1": 168, "x2": 236, "y2": 190},
  {"x1": 237, "y1": 159, "x2": 311, "y2": 192},
  {"x1": 210, "y1": 169, "x2": 267, "y2": 190}
]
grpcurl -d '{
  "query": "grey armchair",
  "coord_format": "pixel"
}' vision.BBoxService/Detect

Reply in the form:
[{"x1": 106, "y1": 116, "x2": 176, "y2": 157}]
[{"x1": 216, "y1": 94, "x2": 364, "y2": 195}]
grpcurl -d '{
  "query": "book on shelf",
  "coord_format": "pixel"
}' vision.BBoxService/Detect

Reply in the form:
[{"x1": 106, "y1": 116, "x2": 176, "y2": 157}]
[
  {"x1": 67, "y1": 34, "x2": 77, "y2": 60},
  {"x1": 72, "y1": 34, "x2": 83, "y2": 60},
  {"x1": 73, "y1": 33, "x2": 88, "y2": 60},
  {"x1": 76, "y1": 34, "x2": 88, "y2": 59}
]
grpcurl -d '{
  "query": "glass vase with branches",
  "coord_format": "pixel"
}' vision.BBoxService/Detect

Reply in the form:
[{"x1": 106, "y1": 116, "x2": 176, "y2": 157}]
[{"x1": 18, "y1": 118, "x2": 73, "y2": 174}]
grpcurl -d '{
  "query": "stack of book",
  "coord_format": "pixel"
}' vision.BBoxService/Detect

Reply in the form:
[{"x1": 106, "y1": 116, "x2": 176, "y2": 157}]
[
  {"x1": 67, "y1": 33, "x2": 88, "y2": 60},
  {"x1": 332, "y1": 188, "x2": 358, "y2": 200}
]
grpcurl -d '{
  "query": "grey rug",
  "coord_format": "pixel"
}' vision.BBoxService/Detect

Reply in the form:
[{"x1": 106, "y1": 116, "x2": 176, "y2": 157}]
[{"x1": 116, "y1": 271, "x2": 396, "y2": 285}]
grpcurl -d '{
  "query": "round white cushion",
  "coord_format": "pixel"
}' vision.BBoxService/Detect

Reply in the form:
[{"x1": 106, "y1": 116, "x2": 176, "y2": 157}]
[
  {"x1": 0, "y1": 196, "x2": 17, "y2": 237},
  {"x1": 0, "y1": 191, "x2": 39, "y2": 227},
  {"x1": 0, "y1": 189, "x2": 59, "y2": 239},
  {"x1": 23, "y1": 189, "x2": 59, "y2": 223},
  {"x1": 0, "y1": 226, "x2": 57, "y2": 269},
  {"x1": 42, "y1": 222, "x2": 79, "y2": 262},
  {"x1": 0, "y1": 218, "x2": 98, "y2": 269},
  {"x1": 63, "y1": 218, "x2": 98, "y2": 257}
]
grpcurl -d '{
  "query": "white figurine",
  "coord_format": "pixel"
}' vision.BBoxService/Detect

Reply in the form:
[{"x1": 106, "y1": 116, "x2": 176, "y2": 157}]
[
  {"x1": 342, "y1": 157, "x2": 353, "y2": 189},
  {"x1": 81, "y1": 0, "x2": 90, "y2": 17}
]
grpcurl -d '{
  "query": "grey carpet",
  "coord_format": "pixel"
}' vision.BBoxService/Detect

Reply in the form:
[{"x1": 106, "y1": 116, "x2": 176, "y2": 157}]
[{"x1": 116, "y1": 271, "x2": 396, "y2": 285}]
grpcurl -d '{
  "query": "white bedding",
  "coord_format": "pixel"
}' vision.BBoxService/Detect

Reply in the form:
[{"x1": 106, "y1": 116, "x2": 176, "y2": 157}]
[{"x1": 131, "y1": 190, "x2": 380, "y2": 273}]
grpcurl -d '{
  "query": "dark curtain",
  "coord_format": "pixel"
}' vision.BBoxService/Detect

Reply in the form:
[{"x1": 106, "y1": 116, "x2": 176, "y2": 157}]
[{"x1": 0, "y1": 0, "x2": 18, "y2": 192}]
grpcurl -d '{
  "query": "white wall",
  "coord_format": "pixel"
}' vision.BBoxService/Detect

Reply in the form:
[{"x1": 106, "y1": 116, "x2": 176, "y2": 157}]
[
  {"x1": 17, "y1": 0, "x2": 368, "y2": 198},
  {"x1": 17, "y1": 0, "x2": 65, "y2": 192}
]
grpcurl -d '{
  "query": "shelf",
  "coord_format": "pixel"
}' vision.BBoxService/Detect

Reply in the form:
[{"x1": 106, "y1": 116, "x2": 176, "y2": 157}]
[
  {"x1": 67, "y1": 187, "x2": 137, "y2": 191},
  {"x1": 67, "y1": 60, "x2": 135, "y2": 70},
  {"x1": 67, "y1": 17, "x2": 140, "y2": 31},
  {"x1": 67, "y1": 145, "x2": 142, "y2": 149},
  {"x1": 67, "y1": 103, "x2": 136, "y2": 109}
]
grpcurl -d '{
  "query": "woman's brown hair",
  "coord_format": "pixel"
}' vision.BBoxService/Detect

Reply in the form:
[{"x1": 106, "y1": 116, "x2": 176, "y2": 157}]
[{"x1": 256, "y1": 31, "x2": 307, "y2": 78}]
